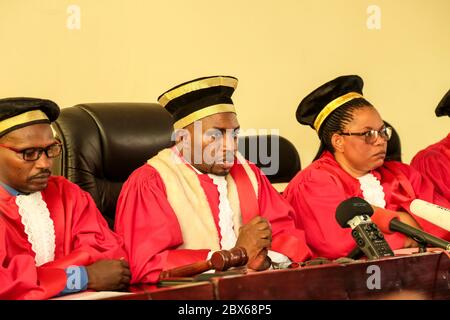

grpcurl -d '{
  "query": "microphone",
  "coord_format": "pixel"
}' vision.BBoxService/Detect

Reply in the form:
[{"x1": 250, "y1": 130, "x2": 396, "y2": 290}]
[
  {"x1": 336, "y1": 197, "x2": 394, "y2": 260},
  {"x1": 371, "y1": 207, "x2": 450, "y2": 251},
  {"x1": 409, "y1": 199, "x2": 450, "y2": 232}
]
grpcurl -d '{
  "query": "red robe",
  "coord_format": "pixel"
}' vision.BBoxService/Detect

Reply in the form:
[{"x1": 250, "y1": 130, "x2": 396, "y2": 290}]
[
  {"x1": 0, "y1": 176, "x2": 126, "y2": 300},
  {"x1": 411, "y1": 133, "x2": 450, "y2": 200},
  {"x1": 115, "y1": 160, "x2": 312, "y2": 284},
  {"x1": 283, "y1": 151, "x2": 450, "y2": 260}
]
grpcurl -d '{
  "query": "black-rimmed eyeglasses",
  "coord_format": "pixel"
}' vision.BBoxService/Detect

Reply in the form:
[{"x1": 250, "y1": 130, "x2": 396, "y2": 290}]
[
  {"x1": 339, "y1": 126, "x2": 392, "y2": 145},
  {"x1": 0, "y1": 143, "x2": 62, "y2": 161}
]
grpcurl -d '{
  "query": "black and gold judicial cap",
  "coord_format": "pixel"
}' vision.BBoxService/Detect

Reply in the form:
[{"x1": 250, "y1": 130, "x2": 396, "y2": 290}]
[
  {"x1": 435, "y1": 89, "x2": 450, "y2": 117},
  {"x1": 296, "y1": 75, "x2": 365, "y2": 132},
  {"x1": 0, "y1": 97, "x2": 60, "y2": 137},
  {"x1": 157, "y1": 75, "x2": 238, "y2": 129}
]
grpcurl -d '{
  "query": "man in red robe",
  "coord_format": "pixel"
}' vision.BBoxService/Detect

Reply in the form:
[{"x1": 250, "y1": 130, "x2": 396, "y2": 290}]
[
  {"x1": 284, "y1": 76, "x2": 450, "y2": 259},
  {"x1": 115, "y1": 76, "x2": 311, "y2": 284},
  {"x1": 411, "y1": 89, "x2": 450, "y2": 200},
  {"x1": 0, "y1": 98, "x2": 130, "y2": 299}
]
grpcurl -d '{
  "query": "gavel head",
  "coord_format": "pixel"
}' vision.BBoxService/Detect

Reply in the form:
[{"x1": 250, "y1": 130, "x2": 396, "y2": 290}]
[{"x1": 210, "y1": 247, "x2": 248, "y2": 271}]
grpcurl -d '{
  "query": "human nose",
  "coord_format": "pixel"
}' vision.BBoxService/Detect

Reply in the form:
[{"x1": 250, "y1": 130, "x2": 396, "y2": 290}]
[
  {"x1": 34, "y1": 151, "x2": 52, "y2": 169},
  {"x1": 223, "y1": 132, "x2": 238, "y2": 152}
]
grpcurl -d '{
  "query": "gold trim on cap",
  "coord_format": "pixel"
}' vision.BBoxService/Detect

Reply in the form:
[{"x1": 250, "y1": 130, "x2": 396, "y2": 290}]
[
  {"x1": 313, "y1": 92, "x2": 364, "y2": 132},
  {"x1": 0, "y1": 110, "x2": 49, "y2": 133},
  {"x1": 159, "y1": 77, "x2": 238, "y2": 107},
  {"x1": 173, "y1": 104, "x2": 236, "y2": 129}
]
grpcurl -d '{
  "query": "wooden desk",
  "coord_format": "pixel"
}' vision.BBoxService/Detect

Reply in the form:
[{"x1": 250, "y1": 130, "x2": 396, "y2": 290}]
[
  {"x1": 128, "y1": 282, "x2": 215, "y2": 300},
  {"x1": 64, "y1": 251, "x2": 449, "y2": 300},
  {"x1": 55, "y1": 281, "x2": 215, "y2": 300},
  {"x1": 210, "y1": 251, "x2": 450, "y2": 300}
]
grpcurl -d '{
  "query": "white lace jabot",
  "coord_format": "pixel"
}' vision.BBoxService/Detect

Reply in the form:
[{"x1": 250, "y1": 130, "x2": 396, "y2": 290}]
[
  {"x1": 357, "y1": 173, "x2": 386, "y2": 209},
  {"x1": 16, "y1": 192, "x2": 56, "y2": 266},
  {"x1": 207, "y1": 173, "x2": 291, "y2": 266},
  {"x1": 208, "y1": 174, "x2": 237, "y2": 250}
]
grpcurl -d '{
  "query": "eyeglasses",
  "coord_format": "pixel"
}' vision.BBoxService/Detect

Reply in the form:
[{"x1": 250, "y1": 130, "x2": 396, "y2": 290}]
[
  {"x1": 339, "y1": 126, "x2": 392, "y2": 145},
  {"x1": 0, "y1": 143, "x2": 62, "y2": 161}
]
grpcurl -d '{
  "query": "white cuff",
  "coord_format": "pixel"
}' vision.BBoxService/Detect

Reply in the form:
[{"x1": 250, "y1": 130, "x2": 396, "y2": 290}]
[{"x1": 267, "y1": 250, "x2": 291, "y2": 264}]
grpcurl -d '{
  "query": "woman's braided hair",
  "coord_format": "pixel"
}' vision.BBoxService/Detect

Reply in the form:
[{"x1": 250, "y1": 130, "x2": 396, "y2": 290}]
[{"x1": 313, "y1": 98, "x2": 373, "y2": 160}]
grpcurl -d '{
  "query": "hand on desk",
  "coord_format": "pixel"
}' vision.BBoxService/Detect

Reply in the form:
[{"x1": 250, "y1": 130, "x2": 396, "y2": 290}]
[
  {"x1": 86, "y1": 258, "x2": 131, "y2": 291},
  {"x1": 247, "y1": 248, "x2": 272, "y2": 271}
]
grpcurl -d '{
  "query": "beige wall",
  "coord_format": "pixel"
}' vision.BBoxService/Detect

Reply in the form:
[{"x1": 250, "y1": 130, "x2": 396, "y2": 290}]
[{"x1": 1, "y1": 0, "x2": 449, "y2": 166}]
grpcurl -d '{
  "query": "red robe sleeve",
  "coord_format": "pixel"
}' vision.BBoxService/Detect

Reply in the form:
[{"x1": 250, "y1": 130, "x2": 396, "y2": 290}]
[
  {"x1": 387, "y1": 162, "x2": 450, "y2": 241},
  {"x1": 114, "y1": 165, "x2": 209, "y2": 284},
  {"x1": 410, "y1": 146, "x2": 450, "y2": 200},
  {"x1": 42, "y1": 178, "x2": 127, "y2": 268},
  {"x1": 0, "y1": 177, "x2": 126, "y2": 299},
  {"x1": 0, "y1": 219, "x2": 66, "y2": 300},
  {"x1": 283, "y1": 166, "x2": 405, "y2": 260},
  {"x1": 248, "y1": 164, "x2": 312, "y2": 262},
  {"x1": 283, "y1": 168, "x2": 359, "y2": 259}
]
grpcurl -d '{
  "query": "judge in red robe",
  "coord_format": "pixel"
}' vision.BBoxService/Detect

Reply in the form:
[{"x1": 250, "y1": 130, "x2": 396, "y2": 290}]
[
  {"x1": 283, "y1": 76, "x2": 450, "y2": 259},
  {"x1": 115, "y1": 76, "x2": 311, "y2": 284},
  {"x1": 0, "y1": 98, "x2": 129, "y2": 299},
  {"x1": 411, "y1": 90, "x2": 450, "y2": 200}
]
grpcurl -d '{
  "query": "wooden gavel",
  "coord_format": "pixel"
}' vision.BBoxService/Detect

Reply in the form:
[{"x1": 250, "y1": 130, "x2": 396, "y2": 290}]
[{"x1": 159, "y1": 247, "x2": 248, "y2": 280}]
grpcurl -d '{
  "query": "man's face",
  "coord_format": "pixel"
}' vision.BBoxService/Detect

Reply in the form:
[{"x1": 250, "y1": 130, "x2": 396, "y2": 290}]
[
  {"x1": 0, "y1": 123, "x2": 57, "y2": 193},
  {"x1": 180, "y1": 112, "x2": 240, "y2": 176}
]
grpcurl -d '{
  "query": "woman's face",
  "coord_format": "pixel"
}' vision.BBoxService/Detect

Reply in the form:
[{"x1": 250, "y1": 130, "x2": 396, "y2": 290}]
[{"x1": 334, "y1": 106, "x2": 388, "y2": 174}]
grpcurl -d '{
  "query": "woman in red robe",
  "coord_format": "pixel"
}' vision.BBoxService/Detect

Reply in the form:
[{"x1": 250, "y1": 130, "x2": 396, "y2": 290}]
[
  {"x1": 284, "y1": 76, "x2": 450, "y2": 259},
  {"x1": 411, "y1": 89, "x2": 450, "y2": 200}
]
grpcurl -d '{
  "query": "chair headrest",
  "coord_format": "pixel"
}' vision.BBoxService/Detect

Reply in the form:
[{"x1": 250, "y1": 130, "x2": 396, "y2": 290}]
[
  {"x1": 238, "y1": 135, "x2": 301, "y2": 183},
  {"x1": 53, "y1": 103, "x2": 174, "y2": 180}
]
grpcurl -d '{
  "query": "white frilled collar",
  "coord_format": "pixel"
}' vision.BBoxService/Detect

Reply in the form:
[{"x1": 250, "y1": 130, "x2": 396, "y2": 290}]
[
  {"x1": 357, "y1": 173, "x2": 386, "y2": 209},
  {"x1": 207, "y1": 174, "x2": 237, "y2": 250},
  {"x1": 15, "y1": 192, "x2": 55, "y2": 266}
]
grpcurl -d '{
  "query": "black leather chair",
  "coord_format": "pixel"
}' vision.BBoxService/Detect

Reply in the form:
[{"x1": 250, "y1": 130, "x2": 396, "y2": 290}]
[
  {"x1": 52, "y1": 103, "x2": 301, "y2": 224},
  {"x1": 384, "y1": 121, "x2": 402, "y2": 162},
  {"x1": 52, "y1": 103, "x2": 174, "y2": 226},
  {"x1": 238, "y1": 135, "x2": 301, "y2": 184}
]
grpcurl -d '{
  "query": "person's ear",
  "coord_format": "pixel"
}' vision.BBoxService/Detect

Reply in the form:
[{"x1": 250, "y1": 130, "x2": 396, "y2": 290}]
[
  {"x1": 331, "y1": 133, "x2": 345, "y2": 153},
  {"x1": 173, "y1": 129, "x2": 185, "y2": 144}
]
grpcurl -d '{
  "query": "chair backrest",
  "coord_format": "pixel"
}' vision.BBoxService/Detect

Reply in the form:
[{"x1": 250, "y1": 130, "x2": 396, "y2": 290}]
[
  {"x1": 384, "y1": 120, "x2": 402, "y2": 162},
  {"x1": 238, "y1": 135, "x2": 301, "y2": 183},
  {"x1": 52, "y1": 103, "x2": 301, "y2": 223},
  {"x1": 52, "y1": 103, "x2": 174, "y2": 225}
]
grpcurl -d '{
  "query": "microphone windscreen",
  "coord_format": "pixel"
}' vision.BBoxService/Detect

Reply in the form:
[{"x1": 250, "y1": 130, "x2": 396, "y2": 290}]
[
  {"x1": 370, "y1": 208, "x2": 399, "y2": 234},
  {"x1": 410, "y1": 199, "x2": 450, "y2": 232},
  {"x1": 335, "y1": 197, "x2": 373, "y2": 228}
]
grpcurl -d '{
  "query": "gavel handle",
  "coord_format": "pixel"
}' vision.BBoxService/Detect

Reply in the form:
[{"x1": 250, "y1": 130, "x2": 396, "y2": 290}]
[{"x1": 159, "y1": 260, "x2": 213, "y2": 280}]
